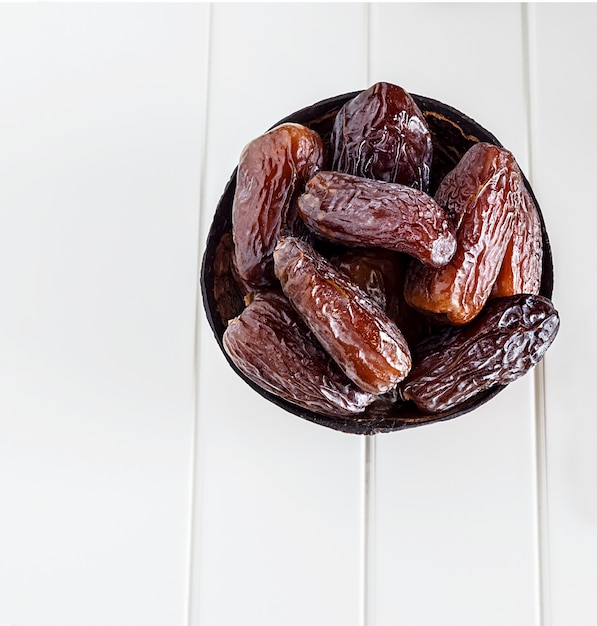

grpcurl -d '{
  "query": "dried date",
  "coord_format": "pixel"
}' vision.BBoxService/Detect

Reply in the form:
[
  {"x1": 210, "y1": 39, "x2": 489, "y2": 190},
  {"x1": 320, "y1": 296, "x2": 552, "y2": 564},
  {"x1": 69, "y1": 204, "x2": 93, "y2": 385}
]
[
  {"x1": 435, "y1": 143, "x2": 543, "y2": 294},
  {"x1": 401, "y1": 294, "x2": 560, "y2": 413},
  {"x1": 404, "y1": 143, "x2": 520, "y2": 325},
  {"x1": 232, "y1": 122, "x2": 323, "y2": 288},
  {"x1": 330, "y1": 248, "x2": 434, "y2": 346},
  {"x1": 223, "y1": 290, "x2": 375, "y2": 416},
  {"x1": 491, "y1": 185, "x2": 543, "y2": 297},
  {"x1": 298, "y1": 171, "x2": 457, "y2": 268},
  {"x1": 274, "y1": 237, "x2": 412, "y2": 395},
  {"x1": 329, "y1": 248, "x2": 402, "y2": 312},
  {"x1": 434, "y1": 141, "x2": 509, "y2": 228},
  {"x1": 331, "y1": 82, "x2": 433, "y2": 191}
]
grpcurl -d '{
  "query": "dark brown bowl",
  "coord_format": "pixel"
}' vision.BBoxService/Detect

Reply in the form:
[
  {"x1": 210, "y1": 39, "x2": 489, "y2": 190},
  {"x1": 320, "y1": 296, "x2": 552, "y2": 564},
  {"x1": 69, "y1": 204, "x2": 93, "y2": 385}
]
[{"x1": 201, "y1": 91, "x2": 554, "y2": 435}]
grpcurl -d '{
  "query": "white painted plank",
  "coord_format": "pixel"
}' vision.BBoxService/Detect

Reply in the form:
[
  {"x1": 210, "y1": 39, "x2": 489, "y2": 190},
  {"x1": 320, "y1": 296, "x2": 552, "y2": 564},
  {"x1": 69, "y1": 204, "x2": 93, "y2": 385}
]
[
  {"x1": 0, "y1": 5, "x2": 205, "y2": 625},
  {"x1": 530, "y1": 5, "x2": 597, "y2": 625},
  {"x1": 370, "y1": 4, "x2": 539, "y2": 625},
  {"x1": 194, "y1": 4, "x2": 369, "y2": 626},
  {"x1": 369, "y1": 3, "x2": 529, "y2": 163}
]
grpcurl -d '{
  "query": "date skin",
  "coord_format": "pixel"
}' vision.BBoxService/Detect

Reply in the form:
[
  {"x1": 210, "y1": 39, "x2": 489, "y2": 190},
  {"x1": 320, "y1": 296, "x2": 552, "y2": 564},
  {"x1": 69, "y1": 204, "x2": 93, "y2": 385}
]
[
  {"x1": 223, "y1": 290, "x2": 375, "y2": 416},
  {"x1": 329, "y1": 248, "x2": 402, "y2": 313},
  {"x1": 274, "y1": 237, "x2": 412, "y2": 395},
  {"x1": 298, "y1": 171, "x2": 456, "y2": 268},
  {"x1": 232, "y1": 122, "x2": 324, "y2": 288},
  {"x1": 434, "y1": 141, "x2": 509, "y2": 229},
  {"x1": 436, "y1": 144, "x2": 543, "y2": 297},
  {"x1": 404, "y1": 143, "x2": 520, "y2": 325},
  {"x1": 331, "y1": 82, "x2": 433, "y2": 191},
  {"x1": 330, "y1": 248, "x2": 435, "y2": 346},
  {"x1": 492, "y1": 185, "x2": 543, "y2": 297},
  {"x1": 401, "y1": 294, "x2": 560, "y2": 413}
]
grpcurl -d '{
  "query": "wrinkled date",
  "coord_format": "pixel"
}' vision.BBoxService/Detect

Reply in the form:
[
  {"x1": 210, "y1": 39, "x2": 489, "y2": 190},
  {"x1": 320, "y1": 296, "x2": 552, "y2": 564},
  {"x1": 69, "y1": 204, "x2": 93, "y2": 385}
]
[
  {"x1": 232, "y1": 122, "x2": 323, "y2": 288},
  {"x1": 274, "y1": 236, "x2": 412, "y2": 395},
  {"x1": 330, "y1": 248, "x2": 435, "y2": 346},
  {"x1": 401, "y1": 294, "x2": 560, "y2": 413},
  {"x1": 223, "y1": 290, "x2": 375, "y2": 416},
  {"x1": 329, "y1": 247, "x2": 403, "y2": 314},
  {"x1": 298, "y1": 171, "x2": 457, "y2": 268},
  {"x1": 435, "y1": 143, "x2": 543, "y2": 299},
  {"x1": 492, "y1": 185, "x2": 543, "y2": 297},
  {"x1": 404, "y1": 143, "x2": 520, "y2": 325},
  {"x1": 433, "y1": 141, "x2": 510, "y2": 228},
  {"x1": 331, "y1": 82, "x2": 433, "y2": 191}
]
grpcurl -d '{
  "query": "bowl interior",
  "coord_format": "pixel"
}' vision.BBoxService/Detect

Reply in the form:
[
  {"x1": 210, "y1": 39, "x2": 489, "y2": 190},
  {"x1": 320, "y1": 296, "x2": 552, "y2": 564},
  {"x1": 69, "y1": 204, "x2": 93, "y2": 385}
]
[{"x1": 201, "y1": 91, "x2": 554, "y2": 435}]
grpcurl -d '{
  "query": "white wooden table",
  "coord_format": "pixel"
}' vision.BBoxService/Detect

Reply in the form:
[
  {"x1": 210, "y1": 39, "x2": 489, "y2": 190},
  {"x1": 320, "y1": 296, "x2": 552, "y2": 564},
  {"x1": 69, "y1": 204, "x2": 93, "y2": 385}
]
[{"x1": 1, "y1": 4, "x2": 595, "y2": 625}]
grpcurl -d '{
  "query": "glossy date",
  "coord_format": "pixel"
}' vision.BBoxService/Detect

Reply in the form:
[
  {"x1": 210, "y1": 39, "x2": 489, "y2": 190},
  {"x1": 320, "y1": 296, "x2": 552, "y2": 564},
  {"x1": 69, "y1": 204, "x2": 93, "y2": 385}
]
[
  {"x1": 492, "y1": 185, "x2": 543, "y2": 298},
  {"x1": 331, "y1": 82, "x2": 433, "y2": 191},
  {"x1": 404, "y1": 143, "x2": 520, "y2": 325},
  {"x1": 273, "y1": 236, "x2": 412, "y2": 395},
  {"x1": 329, "y1": 247, "x2": 402, "y2": 313},
  {"x1": 223, "y1": 290, "x2": 375, "y2": 416},
  {"x1": 232, "y1": 122, "x2": 323, "y2": 288},
  {"x1": 401, "y1": 294, "x2": 560, "y2": 413},
  {"x1": 330, "y1": 247, "x2": 435, "y2": 346},
  {"x1": 298, "y1": 171, "x2": 456, "y2": 268}
]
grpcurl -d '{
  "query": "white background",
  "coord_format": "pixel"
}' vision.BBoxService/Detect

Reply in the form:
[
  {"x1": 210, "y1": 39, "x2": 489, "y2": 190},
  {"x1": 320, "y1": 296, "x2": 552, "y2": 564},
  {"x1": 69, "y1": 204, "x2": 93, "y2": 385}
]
[{"x1": 1, "y1": 4, "x2": 596, "y2": 626}]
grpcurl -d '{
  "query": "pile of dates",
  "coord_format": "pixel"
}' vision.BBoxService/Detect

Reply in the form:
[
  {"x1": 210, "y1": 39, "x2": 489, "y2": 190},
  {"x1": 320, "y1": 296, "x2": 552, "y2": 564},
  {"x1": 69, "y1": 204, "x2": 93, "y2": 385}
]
[{"x1": 220, "y1": 82, "x2": 559, "y2": 423}]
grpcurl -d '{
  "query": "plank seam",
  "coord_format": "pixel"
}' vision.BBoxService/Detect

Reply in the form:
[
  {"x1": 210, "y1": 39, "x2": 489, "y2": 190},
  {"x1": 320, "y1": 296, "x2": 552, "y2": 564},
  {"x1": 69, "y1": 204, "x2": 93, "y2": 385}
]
[
  {"x1": 360, "y1": 3, "x2": 376, "y2": 626},
  {"x1": 362, "y1": 435, "x2": 376, "y2": 626},
  {"x1": 362, "y1": 7, "x2": 376, "y2": 626},
  {"x1": 187, "y1": 4, "x2": 213, "y2": 626},
  {"x1": 522, "y1": 4, "x2": 552, "y2": 626}
]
